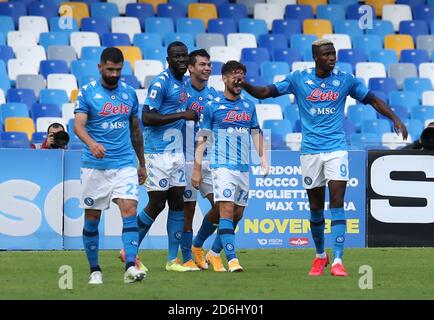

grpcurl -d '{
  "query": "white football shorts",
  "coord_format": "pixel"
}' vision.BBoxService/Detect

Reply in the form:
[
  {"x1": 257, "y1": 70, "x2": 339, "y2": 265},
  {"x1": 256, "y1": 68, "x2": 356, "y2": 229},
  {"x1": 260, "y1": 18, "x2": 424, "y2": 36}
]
[
  {"x1": 300, "y1": 150, "x2": 349, "y2": 189},
  {"x1": 211, "y1": 167, "x2": 249, "y2": 207},
  {"x1": 80, "y1": 166, "x2": 139, "y2": 210},
  {"x1": 144, "y1": 152, "x2": 186, "y2": 191},
  {"x1": 184, "y1": 160, "x2": 213, "y2": 202}
]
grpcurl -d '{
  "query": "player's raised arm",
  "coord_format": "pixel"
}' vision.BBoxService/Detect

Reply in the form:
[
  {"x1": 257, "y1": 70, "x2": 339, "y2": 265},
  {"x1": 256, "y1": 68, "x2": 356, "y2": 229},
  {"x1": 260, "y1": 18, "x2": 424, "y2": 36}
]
[
  {"x1": 74, "y1": 112, "x2": 105, "y2": 159},
  {"x1": 241, "y1": 79, "x2": 275, "y2": 100},
  {"x1": 141, "y1": 105, "x2": 196, "y2": 126},
  {"x1": 363, "y1": 92, "x2": 409, "y2": 140}
]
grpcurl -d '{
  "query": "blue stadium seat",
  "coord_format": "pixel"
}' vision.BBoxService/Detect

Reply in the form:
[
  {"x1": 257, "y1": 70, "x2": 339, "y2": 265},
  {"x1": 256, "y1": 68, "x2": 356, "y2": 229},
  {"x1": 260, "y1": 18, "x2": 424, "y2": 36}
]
[
  {"x1": 404, "y1": 118, "x2": 423, "y2": 139},
  {"x1": 368, "y1": 49, "x2": 398, "y2": 70},
  {"x1": 238, "y1": 18, "x2": 268, "y2": 40},
  {"x1": 399, "y1": 20, "x2": 429, "y2": 43},
  {"x1": 31, "y1": 103, "x2": 61, "y2": 123},
  {"x1": 379, "y1": 104, "x2": 409, "y2": 120},
  {"x1": 81, "y1": 17, "x2": 110, "y2": 38},
  {"x1": 338, "y1": 49, "x2": 368, "y2": 68},
  {"x1": 403, "y1": 77, "x2": 433, "y2": 99},
  {"x1": 0, "y1": 71, "x2": 11, "y2": 93},
  {"x1": 370, "y1": 90, "x2": 388, "y2": 104},
  {"x1": 241, "y1": 48, "x2": 270, "y2": 65},
  {"x1": 344, "y1": 118, "x2": 356, "y2": 140},
  {"x1": 6, "y1": 89, "x2": 36, "y2": 111},
  {"x1": 171, "y1": 0, "x2": 196, "y2": 6},
  {"x1": 317, "y1": 4, "x2": 346, "y2": 24},
  {"x1": 145, "y1": 17, "x2": 175, "y2": 39},
  {"x1": 31, "y1": 131, "x2": 48, "y2": 145},
  {"x1": 0, "y1": 132, "x2": 30, "y2": 148},
  {"x1": 411, "y1": 106, "x2": 434, "y2": 123},
  {"x1": 329, "y1": 0, "x2": 358, "y2": 11},
  {"x1": 303, "y1": 47, "x2": 314, "y2": 62},
  {"x1": 79, "y1": 75, "x2": 98, "y2": 87},
  {"x1": 0, "y1": 1, "x2": 27, "y2": 28},
  {"x1": 218, "y1": 3, "x2": 248, "y2": 23},
  {"x1": 397, "y1": 0, "x2": 426, "y2": 7},
  {"x1": 102, "y1": 33, "x2": 131, "y2": 47},
  {"x1": 201, "y1": 0, "x2": 228, "y2": 6},
  {"x1": 282, "y1": 104, "x2": 300, "y2": 123},
  {"x1": 369, "y1": 78, "x2": 398, "y2": 95},
  {"x1": 49, "y1": 17, "x2": 79, "y2": 37},
  {"x1": 143, "y1": 47, "x2": 166, "y2": 65},
  {"x1": 120, "y1": 75, "x2": 141, "y2": 89},
  {"x1": 334, "y1": 62, "x2": 352, "y2": 74},
  {"x1": 39, "y1": 32, "x2": 69, "y2": 50},
  {"x1": 347, "y1": 104, "x2": 378, "y2": 132},
  {"x1": 210, "y1": 61, "x2": 223, "y2": 75},
  {"x1": 39, "y1": 89, "x2": 69, "y2": 106},
  {"x1": 352, "y1": 35, "x2": 382, "y2": 56},
  {"x1": 346, "y1": 4, "x2": 375, "y2": 20},
  {"x1": 164, "y1": 33, "x2": 195, "y2": 51},
  {"x1": 260, "y1": 61, "x2": 290, "y2": 83},
  {"x1": 0, "y1": 15, "x2": 14, "y2": 35},
  {"x1": 262, "y1": 119, "x2": 293, "y2": 150},
  {"x1": 412, "y1": 5, "x2": 434, "y2": 25},
  {"x1": 0, "y1": 103, "x2": 29, "y2": 125},
  {"x1": 29, "y1": 0, "x2": 59, "y2": 20},
  {"x1": 207, "y1": 18, "x2": 237, "y2": 38},
  {"x1": 365, "y1": 20, "x2": 394, "y2": 40},
  {"x1": 350, "y1": 133, "x2": 382, "y2": 149},
  {"x1": 0, "y1": 45, "x2": 15, "y2": 64},
  {"x1": 400, "y1": 49, "x2": 430, "y2": 67},
  {"x1": 81, "y1": 46, "x2": 106, "y2": 61},
  {"x1": 389, "y1": 90, "x2": 420, "y2": 109},
  {"x1": 284, "y1": 5, "x2": 314, "y2": 21},
  {"x1": 242, "y1": 61, "x2": 259, "y2": 78},
  {"x1": 258, "y1": 34, "x2": 288, "y2": 52},
  {"x1": 176, "y1": 18, "x2": 205, "y2": 39},
  {"x1": 290, "y1": 34, "x2": 318, "y2": 56},
  {"x1": 71, "y1": 60, "x2": 99, "y2": 81},
  {"x1": 120, "y1": 61, "x2": 133, "y2": 76},
  {"x1": 334, "y1": 19, "x2": 364, "y2": 38},
  {"x1": 246, "y1": 75, "x2": 267, "y2": 87},
  {"x1": 0, "y1": 33, "x2": 4, "y2": 46},
  {"x1": 157, "y1": 3, "x2": 187, "y2": 20},
  {"x1": 272, "y1": 48, "x2": 302, "y2": 66},
  {"x1": 125, "y1": 3, "x2": 154, "y2": 30},
  {"x1": 133, "y1": 33, "x2": 163, "y2": 53},
  {"x1": 271, "y1": 19, "x2": 301, "y2": 44},
  {"x1": 90, "y1": 2, "x2": 120, "y2": 20},
  {"x1": 40, "y1": 60, "x2": 69, "y2": 79}
]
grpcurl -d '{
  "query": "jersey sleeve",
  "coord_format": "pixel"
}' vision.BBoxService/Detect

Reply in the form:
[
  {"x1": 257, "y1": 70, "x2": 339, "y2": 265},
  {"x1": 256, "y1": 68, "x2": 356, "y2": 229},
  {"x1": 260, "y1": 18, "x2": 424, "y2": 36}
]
[
  {"x1": 144, "y1": 77, "x2": 167, "y2": 111},
  {"x1": 250, "y1": 104, "x2": 260, "y2": 129},
  {"x1": 199, "y1": 101, "x2": 213, "y2": 131},
  {"x1": 130, "y1": 89, "x2": 139, "y2": 117},
  {"x1": 73, "y1": 87, "x2": 89, "y2": 114},
  {"x1": 348, "y1": 74, "x2": 369, "y2": 102},
  {"x1": 272, "y1": 71, "x2": 297, "y2": 96}
]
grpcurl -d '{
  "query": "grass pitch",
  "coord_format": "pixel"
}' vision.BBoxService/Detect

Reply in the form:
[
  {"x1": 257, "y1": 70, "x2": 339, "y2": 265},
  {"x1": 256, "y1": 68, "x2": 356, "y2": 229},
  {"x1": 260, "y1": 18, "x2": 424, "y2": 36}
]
[{"x1": 1, "y1": 248, "x2": 433, "y2": 300}]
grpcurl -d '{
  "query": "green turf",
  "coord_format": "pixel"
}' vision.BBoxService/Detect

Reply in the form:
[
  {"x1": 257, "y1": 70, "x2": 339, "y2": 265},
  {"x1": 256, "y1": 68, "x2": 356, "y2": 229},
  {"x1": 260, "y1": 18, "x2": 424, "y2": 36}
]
[{"x1": 1, "y1": 248, "x2": 433, "y2": 300}]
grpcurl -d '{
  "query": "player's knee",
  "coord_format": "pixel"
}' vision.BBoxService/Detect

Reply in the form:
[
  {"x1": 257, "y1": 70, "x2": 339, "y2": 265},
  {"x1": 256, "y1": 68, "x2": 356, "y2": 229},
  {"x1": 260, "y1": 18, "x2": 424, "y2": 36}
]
[
  {"x1": 329, "y1": 199, "x2": 344, "y2": 208},
  {"x1": 309, "y1": 204, "x2": 324, "y2": 212}
]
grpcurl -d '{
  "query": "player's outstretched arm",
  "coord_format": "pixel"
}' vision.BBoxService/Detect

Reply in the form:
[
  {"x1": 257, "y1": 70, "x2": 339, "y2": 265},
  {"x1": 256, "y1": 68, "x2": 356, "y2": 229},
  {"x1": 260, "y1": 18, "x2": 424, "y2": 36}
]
[
  {"x1": 74, "y1": 112, "x2": 106, "y2": 158},
  {"x1": 364, "y1": 93, "x2": 409, "y2": 140},
  {"x1": 141, "y1": 106, "x2": 197, "y2": 126},
  {"x1": 241, "y1": 78, "x2": 274, "y2": 100},
  {"x1": 129, "y1": 116, "x2": 147, "y2": 184},
  {"x1": 251, "y1": 129, "x2": 269, "y2": 176}
]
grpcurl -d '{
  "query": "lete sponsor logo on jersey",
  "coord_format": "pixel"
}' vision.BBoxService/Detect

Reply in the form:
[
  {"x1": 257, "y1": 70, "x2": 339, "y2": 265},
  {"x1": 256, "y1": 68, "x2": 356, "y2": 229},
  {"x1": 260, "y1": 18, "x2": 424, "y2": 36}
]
[
  {"x1": 306, "y1": 88, "x2": 339, "y2": 102},
  {"x1": 223, "y1": 111, "x2": 252, "y2": 122},
  {"x1": 98, "y1": 102, "x2": 131, "y2": 116}
]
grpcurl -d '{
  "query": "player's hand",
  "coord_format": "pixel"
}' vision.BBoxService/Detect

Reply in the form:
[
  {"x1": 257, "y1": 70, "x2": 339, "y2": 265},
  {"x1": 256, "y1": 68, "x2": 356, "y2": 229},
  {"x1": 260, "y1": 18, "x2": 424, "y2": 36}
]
[
  {"x1": 393, "y1": 118, "x2": 409, "y2": 140},
  {"x1": 236, "y1": 74, "x2": 247, "y2": 88},
  {"x1": 191, "y1": 169, "x2": 202, "y2": 190},
  {"x1": 184, "y1": 109, "x2": 198, "y2": 122},
  {"x1": 137, "y1": 166, "x2": 147, "y2": 185},
  {"x1": 89, "y1": 142, "x2": 106, "y2": 159},
  {"x1": 261, "y1": 158, "x2": 270, "y2": 176}
]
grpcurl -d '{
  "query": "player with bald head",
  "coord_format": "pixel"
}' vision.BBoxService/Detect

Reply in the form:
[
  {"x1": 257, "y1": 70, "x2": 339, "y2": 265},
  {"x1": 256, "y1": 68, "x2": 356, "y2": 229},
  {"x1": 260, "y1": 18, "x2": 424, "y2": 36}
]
[{"x1": 241, "y1": 39, "x2": 408, "y2": 276}]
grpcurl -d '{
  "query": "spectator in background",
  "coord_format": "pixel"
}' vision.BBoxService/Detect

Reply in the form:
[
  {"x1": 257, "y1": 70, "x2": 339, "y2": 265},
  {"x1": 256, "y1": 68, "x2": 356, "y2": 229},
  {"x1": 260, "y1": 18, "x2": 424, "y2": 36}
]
[
  {"x1": 32, "y1": 122, "x2": 69, "y2": 149},
  {"x1": 402, "y1": 121, "x2": 434, "y2": 150}
]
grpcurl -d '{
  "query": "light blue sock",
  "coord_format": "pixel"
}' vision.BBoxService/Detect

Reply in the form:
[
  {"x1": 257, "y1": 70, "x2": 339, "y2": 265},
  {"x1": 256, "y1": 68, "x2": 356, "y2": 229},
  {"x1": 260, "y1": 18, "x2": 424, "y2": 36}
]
[
  {"x1": 122, "y1": 215, "x2": 139, "y2": 269},
  {"x1": 310, "y1": 209, "x2": 325, "y2": 254},
  {"x1": 137, "y1": 210, "x2": 154, "y2": 246},
  {"x1": 193, "y1": 214, "x2": 218, "y2": 248},
  {"x1": 331, "y1": 207, "x2": 346, "y2": 260},
  {"x1": 218, "y1": 218, "x2": 236, "y2": 261},
  {"x1": 167, "y1": 210, "x2": 184, "y2": 261},
  {"x1": 181, "y1": 231, "x2": 193, "y2": 263},
  {"x1": 83, "y1": 218, "x2": 100, "y2": 269},
  {"x1": 211, "y1": 220, "x2": 238, "y2": 254}
]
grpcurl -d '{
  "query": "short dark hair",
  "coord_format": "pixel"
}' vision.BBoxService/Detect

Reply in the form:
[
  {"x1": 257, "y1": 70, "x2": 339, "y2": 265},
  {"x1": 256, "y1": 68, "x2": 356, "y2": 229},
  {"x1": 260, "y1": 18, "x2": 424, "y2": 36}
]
[
  {"x1": 47, "y1": 122, "x2": 65, "y2": 134},
  {"x1": 221, "y1": 60, "x2": 246, "y2": 75},
  {"x1": 100, "y1": 47, "x2": 124, "y2": 64},
  {"x1": 167, "y1": 41, "x2": 187, "y2": 56},
  {"x1": 189, "y1": 49, "x2": 210, "y2": 66}
]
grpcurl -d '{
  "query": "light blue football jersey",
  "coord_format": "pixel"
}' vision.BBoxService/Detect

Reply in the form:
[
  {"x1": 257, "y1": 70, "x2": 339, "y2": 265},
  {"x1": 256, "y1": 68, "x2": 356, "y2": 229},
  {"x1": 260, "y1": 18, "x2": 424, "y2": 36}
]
[
  {"x1": 74, "y1": 80, "x2": 139, "y2": 169},
  {"x1": 200, "y1": 94, "x2": 260, "y2": 172},
  {"x1": 273, "y1": 68, "x2": 369, "y2": 154},
  {"x1": 183, "y1": 80, "x2": 219, "y2": 162},
  {"x1": 143, "y1": 69, "x2": 188, "y2": 154}
]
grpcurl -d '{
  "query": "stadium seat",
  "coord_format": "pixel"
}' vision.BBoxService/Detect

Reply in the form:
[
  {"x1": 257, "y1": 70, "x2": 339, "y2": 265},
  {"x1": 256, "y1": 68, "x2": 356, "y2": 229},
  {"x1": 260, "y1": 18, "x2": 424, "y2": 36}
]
[
  {"x1": 0, "y1": 45, "x2": 14, "y2": 64},
  {"x1": 227, "y1": 33, "x2": 256, "y2": 51},
  {"x1": 260, "y1": 61, "x2": 290, "y2": 83},
  {"x1": 143, "y1": 47, "x2": 166, "y2": 65},
  {"x1": 117, "y1": 46, "x2": 142, "y2": 71},
  {"x1": 411, "y1": 107, "x2": 434, "y2": 123},
  {"x1": 101, "y1": 33, "x2": 130, "y2": 47},
  {"x1": 271, "y1": 19, "x2": 301, "y2": 42},
  {"x1": 298, "y1": 0, "x2": 327, "y2": 15},
  {"x1": 379, "y1": 104, "x2": 409, "y2": 121},
  {"x1": 196, "y1": 33, "x2": 225, "y2": 52},
  {"x1": 403, "y1": 77, "x2": 432, "y2": 99},
  {"x1": 303, "y1": 19, "x2": 333, "y2": 39},
  {"x1": 335, "y1": 62, "x2": 353, "y2": 74},
  {"x1": 207, "y1": 18, "x2": 237, "y2": 38},
  {"x1": 6, "y1": 88, "x2": 37, "y2": 111},
  {"x1": 412, "y1": 4, "x2": 434, "y2": 25},
  {"x1": 209, "y1": 46, "x2": 240, "y2": 63},
  {"x1": 241, "y1": 48, "x2": 270, "y2": 65},
  {"x1": 418, "y1": 62, "x2": 434, "y2": 87},
  {"x1": 70, "y1": 32, "x2": 100, "y2": 58},
  {"x1": 346, "y1": 4, "x2": 375, "y2": 20},
  {"x1": 258, "y1": 34, "x2": 288, "y2": 52},
  {"x1": 7, "y1": 31, "x2": 37, "y2": 53},
  {"x1": 80, "y1": 46, "x2": 106, "y2": 62},
  {"x1": 384, "y1": 35, "x2": 414, "y2": 59},
  {"x1": 157, "y1": 3, "x2": 186, "y2": 20},
  {"x1": 4, "y1": 117, "x2": 35, "y2": 141},
  {"x1": 322, "y1": 34, "x2": 352, "y2": 53},
  {"x1": 81, "y1": 17, "x2": 110, "y2": 38},
  {"x1": 334, "y1": 19, "x2": 364, "y2": 38},
  {"x1": 134, "y1": 59, "x2": 164, "y2": 87},
  {"x1": 369, "y1": 49, "x2": 398, "y2": 70},
  {"x1": 176, "y1": 18, "x2": 205, "y2": 39},
  {"x1": 255, "y1": 104, "x2": 283, "y2": 128},
  {"x1": 218, "y1": 3, "x2": 248, "y2": 23},
  {"x1": 164, "y1": 33, "x2": 195, "y2": 51},
  {"x1": 133, "y1": 33, "x2": 162, "y2": 54},
  {"x1": 125, "y1": 3, "x2": 154, "y2": 30},
  {"x1": 253, "y1": 3, "x2": 283, "y2": 31},
  {"x1": 365, "y1": 20, "x2": 394, "y2": 40},
  {"x1": 237, "y1": 0, "x2": 265, "y2": 16},
  {"x1": 31, "y1": 131, "x2": 48, "y2": 146},
  {"x1": 120, "y1": 75, "x2": 141, "y2": 89},
  {"x1": 317, "y1": 4, "x2": 346, "y2": 25},
  {"x1": 0, "y1": 131, "x2": 30, "y2": 148},
  {"x1": 210, "y1": 61, "x2": 223, "y2": 75},
  {"x1": 0, "y1": 103, "x2": 29, "y2": 126},
  {"x1": 365, "y1": 0, "x2": 395, "y2": 16},
  {"x1": 40, "y1": 60, "x2": 69, "y2": 79},
  {"x1": 0, "y1": 88, "x2": 5, "y2": 105},
  {"x1": 16, "y1": 45, "x2": 46, "y2": 66},
  {"x1": 388, "y1": 63, "x2": 418, "y2": 90},
  {"x1": 188, "y1": 3, "x2": 217, "y2": 28},
  {"x1": 291, "y1": 61, "x2": 315, "y2": 72},
  {"x1": 90, "y1": 2, "x2": 120, "y2": 20},
  {"x1": 61, "y1": 102, "x2": 76, "y2": 123},
  {"x1": 49, "y1": 17, "x2": 79, "y2": 38},
  {"x1": 39, "y1": 32, "x2": 69, "y2": 50},
  {"x1": 382, "y1": 4, "x2": 413, "y2": 31},
  {"x1": 400, "y1": 49, "x2": 430, "y2": 67},
  {"x1": 47, "y1": 74, "x2": 78, "y2": 99},
  {"x1": 262, "y1": 119, "x2": 292, "y2": 150},
  {"x1": 0, "y1": 1, "x2": 27, "y2": 28},
  {"x1": 404, "y1": 118, "x2": 423, "y2": 139},
  {"x1": 399, "y1": 20, "x2": 429, "y2": 43},
  {"x1": 421, "y1": 91, "x2": 434, "y2": 106},
  {"x1": 145, "y1": 17, "x2": 174, "y2": 39},
  {"x1": 7, "y1": 59, "x2": 39, "y2": 82},
  {"x1": 18, "y1": 16, "x2": 49, "y2": 42},
  {"x1": 36, "y1": 117, "x2": 66, "y2": 133},
  {"x1": 16, "y1": 75, "x2": 46, "y2": 99},
  {"x1": 140, "y1": 0, "x2": 168, "y2": 13},
  {"x1": 79, "y1": 75, "x2": 98, "y2": 87},
  {"x1": 59, "y1": 2, "x2": 90, "y2": 28},
  {"x1": 285, "y1": 132, "x2": 302, "y2": 151},
  {"x1": 352, "y1": 35, "x2": 382, "y2": 56},
  {"x1": 382, "y1": 132, "x2": 411, "y2": 149},
  {"x1": 272, "y1": 48, "x2": 302, "y2": 66},
  {"x1": 389, "y1": 90, "x2": 419, "y2": 110},
  {"x1": 339, "y1": 49, "x2": 368, "y2": 69},
  {"x1": 347, "y1": 104, "x2": 379, "y2": 132},
  {"x1": 238, "y1": 18, "x2": 268, "y2": 41},
  {"x1": 39, "y1": 89, "x2": 69, "y2": 106},
  {"x1": 31, "y1": 103, "x2": 61, "y2": 123},
  {"x1": 71, "y1": 60, "x2": 99, "y2": 80},
  {"x1": 284, "y1": 5, "x2": 314, "y2": 21},
  {"x1": 369, "y1": 78, "x2": 398, "y2": 96},
  {"x1": 417, "y1": 35, "x2": 434, "y2": 59},
  {"x1": 290, "y1": 34, "x2": 317, "y2": 56},
  {"x1": 0, "y1": 16, "x2": 14, "y2": 37},
  {"x1": 207, "y1": 74, "x2": 224, "y2": 92}
]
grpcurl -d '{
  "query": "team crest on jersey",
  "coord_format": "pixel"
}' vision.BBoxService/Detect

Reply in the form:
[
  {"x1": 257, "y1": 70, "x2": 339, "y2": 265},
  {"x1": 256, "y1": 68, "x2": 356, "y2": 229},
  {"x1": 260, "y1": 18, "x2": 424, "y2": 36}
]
[
  {"x1": 84, "y1": 197, "x2": 94, "y2": 206},
  {"x1": 184, "y1": 190, "x2": 192, "y2": 198},
  {"x1": 122, "y1": 93, "x2": 128, "y2": 100},
  {"x1": 332, "y1": 80, "x2": 340, "y2": 87},
  {"x1": 223, "y1": 189, "x2": 232, "y2": 198},
  {"x1": 304, "y1": 177, "x2": 313, "y2": 185},
  {"x1": 159, "y1": 179, "x2": 168, "y2": 188}
]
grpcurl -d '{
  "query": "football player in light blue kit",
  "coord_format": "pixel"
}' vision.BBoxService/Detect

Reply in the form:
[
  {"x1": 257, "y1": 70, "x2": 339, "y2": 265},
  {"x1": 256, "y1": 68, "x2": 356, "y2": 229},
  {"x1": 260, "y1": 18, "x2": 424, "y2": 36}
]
[
  {"x1": 242, "y1": 39, "x2": 408, "y2": 276},
  {"x1": 137, "y1": 41, "x2": 197, "y2": 272},
  {"x1": 74, "y1": 47, "x2": 147, "y2": 284},
  {"x1": 192, "y1": 61, "x2": 269, "y2": 272},
  {"x1": 180, "y1": 49, "x2": 220, "y2": 271}
]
